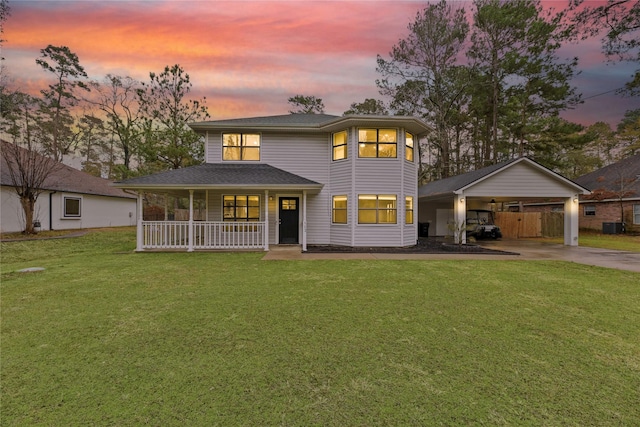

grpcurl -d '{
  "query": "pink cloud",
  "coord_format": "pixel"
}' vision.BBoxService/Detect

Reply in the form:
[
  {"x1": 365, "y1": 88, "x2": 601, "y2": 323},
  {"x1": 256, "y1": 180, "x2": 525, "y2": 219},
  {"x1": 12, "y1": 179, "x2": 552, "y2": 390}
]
[{"x1": 3, "y1": 0, "x2": 637, "y2": 124}]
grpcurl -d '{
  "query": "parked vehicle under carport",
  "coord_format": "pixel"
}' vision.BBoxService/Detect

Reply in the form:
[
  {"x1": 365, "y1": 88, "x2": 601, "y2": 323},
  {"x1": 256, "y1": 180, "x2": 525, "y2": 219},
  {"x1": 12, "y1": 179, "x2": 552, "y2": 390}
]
[{"x1": 467, "y1": 209, "x2": 502, "y2": 239}]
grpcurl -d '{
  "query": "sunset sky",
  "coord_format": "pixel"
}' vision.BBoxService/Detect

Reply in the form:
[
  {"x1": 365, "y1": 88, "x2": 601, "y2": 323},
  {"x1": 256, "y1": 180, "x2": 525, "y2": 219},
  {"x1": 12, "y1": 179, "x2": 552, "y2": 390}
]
[{"x1": 3, "y1": 0, "x2": 638, "y2": 127}]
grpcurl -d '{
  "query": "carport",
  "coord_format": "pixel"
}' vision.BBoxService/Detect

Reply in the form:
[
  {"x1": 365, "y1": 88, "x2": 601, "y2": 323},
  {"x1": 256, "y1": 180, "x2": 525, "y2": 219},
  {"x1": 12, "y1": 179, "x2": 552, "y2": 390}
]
[{"x1": 418, "y1": 157, "x2": 590, "y2": 246}]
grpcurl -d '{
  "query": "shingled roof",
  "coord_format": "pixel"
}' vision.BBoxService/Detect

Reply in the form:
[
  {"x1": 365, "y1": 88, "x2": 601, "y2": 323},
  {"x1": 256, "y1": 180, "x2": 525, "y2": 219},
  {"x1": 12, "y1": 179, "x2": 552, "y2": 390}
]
[
  {"x1": 114, "y1": 163, "x2": 323, "y2": 190},
  {"x1": 575, "y1": 154, "x2": 640, "y2": 199},
  {"x1": 1, "y1": 141, "x2": 135, "y2": 199},
  {"x1": 189, "y1": 113, "x2": 432, "y2": 136}
]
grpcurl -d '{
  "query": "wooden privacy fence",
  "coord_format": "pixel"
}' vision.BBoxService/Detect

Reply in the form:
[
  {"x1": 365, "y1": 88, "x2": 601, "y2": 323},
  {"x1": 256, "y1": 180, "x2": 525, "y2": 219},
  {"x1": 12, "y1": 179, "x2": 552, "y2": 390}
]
[{"x1": 494, "y1": 212, "x2": 564, "y2": 238}]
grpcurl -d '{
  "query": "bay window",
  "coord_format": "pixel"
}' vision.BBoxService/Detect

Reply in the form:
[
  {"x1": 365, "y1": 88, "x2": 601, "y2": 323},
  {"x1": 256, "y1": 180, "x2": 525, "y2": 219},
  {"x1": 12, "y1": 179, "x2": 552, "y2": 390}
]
[
  {"x1": 358, "y1": 194, "x2": 397, "y2": 224},
  {"x1": 333, "y1": 131, "x2": 348, "y2": 160},
  {"x1": 358, "y1": 129, "x2": 397, "y2": 158},
  {"x1": 332, "y1": 195, "x2": 348, "y2": 224}
]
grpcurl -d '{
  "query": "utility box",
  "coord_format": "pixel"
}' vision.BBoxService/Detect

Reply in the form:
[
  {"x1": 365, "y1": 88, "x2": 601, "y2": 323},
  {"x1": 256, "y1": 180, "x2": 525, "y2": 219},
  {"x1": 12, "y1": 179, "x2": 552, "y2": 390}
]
[{"x1": 602, "y1": 222, "x2": 624, "y2": 234}]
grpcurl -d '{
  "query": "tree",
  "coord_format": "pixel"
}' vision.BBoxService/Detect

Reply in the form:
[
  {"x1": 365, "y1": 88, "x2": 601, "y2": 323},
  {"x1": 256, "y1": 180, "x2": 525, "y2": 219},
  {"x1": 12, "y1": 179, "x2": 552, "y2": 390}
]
[
  {"x1": 568, "y1": 0, "x2": 640, "y2": 95},
  {"x1": 36, "y1": 45, "x2": 90, "y2": 161},
  {"x1": 343, "y1": 98, "x2": 388, "y2": 115},
  {"x1": 0, "y1": 0, "x2": 9, "y2": 54},
  {"x1": 287, "y1": 95, "x2": 325, "y2": 114},
  {"x1": 468, "y1": 0, "x2": 579, "y2": 163},
  {"x1": 377, "y1": 0, "x2": 470, "y2": 178},
  {"x1": 77, "y1": 113, "x2": 108, "y2": 177},
  {"x1": 137, "y1": 64, "x2": 209, "y2": 170},
  {"x1": 617, "y1": 109, "x2": 640, "y2": 155},
  {"x1": 1, "y1": 91, "x2": 62, "y2": 234},
  {"x1": 88, "y1": 74, "x2": 144, "y2": 178}
]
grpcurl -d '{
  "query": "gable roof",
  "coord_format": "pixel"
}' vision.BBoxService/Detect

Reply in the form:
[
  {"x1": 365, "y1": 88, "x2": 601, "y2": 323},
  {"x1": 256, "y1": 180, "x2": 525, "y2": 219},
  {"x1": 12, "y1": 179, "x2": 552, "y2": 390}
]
[
  {"x1": 1, "y1": 141, "x2": 135, "y2": 199},
  {"x1": 114, "y1": 163, "x2": 323, "y2": 191},
  {"x1": 419, "y1": 157, "x2": 589, "y2": 199},
  {"x1": 189, "y1": 113, "x2": 431, "y2": 136},
  {"x1": 574, "y1": 154, "x2": 640, "y2": 199}
]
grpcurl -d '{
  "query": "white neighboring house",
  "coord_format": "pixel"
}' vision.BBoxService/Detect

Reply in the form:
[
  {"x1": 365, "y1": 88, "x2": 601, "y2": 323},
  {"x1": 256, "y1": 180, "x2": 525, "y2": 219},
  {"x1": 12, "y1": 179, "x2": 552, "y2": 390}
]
[{"x1": 1, "y1": 143, "x2": 137, "y2": 233}]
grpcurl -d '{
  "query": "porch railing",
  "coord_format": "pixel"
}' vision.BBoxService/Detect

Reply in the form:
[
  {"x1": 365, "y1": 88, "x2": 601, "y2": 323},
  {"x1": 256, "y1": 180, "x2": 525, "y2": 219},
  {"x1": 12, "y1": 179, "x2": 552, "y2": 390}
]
[{"x1": 142, "y1": 221, "x2": 266, "y2": 250}]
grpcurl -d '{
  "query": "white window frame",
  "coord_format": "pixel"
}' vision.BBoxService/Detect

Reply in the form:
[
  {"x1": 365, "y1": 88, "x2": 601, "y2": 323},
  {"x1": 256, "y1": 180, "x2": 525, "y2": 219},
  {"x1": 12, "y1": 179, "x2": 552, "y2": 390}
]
[
  {"x1": 633, "y1": 204, "x2": 640, "y2": 225},
  {"x1": 584, "y1": 205, "x2": 596, "y2": 216}
]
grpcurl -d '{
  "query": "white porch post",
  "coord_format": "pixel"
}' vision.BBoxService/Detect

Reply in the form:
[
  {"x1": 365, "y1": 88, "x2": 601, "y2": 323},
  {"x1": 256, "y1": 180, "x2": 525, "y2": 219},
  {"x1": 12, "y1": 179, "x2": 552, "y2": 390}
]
[
  {"x1": 264, "y1": 190, "x2": 270, "y2": 251},
  {"x1": 188, "y1": 190, "x2": 194, "y2": 252},
  {"x1": 164, "y1": 193, "x2": 168, "y2": 221},
  {"x1": 136, "y1": 192, "x2": 144, "y2": 252},
  {"x1": 302, "y1": 190, "x2": 308, "y2": 251},
  {"x1": 564, "y1": 195, "x2": 579, "y2": 246},
  {"x1": 454, "y1": 193, "x2": 466, "y2": 244}
]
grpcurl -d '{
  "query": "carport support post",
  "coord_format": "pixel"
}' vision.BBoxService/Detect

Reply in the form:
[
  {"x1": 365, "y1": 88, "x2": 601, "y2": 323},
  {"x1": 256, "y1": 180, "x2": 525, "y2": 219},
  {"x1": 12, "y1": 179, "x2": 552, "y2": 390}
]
[
  {"x1": 454, "y1": 194, "x2": 466, "y2": 244},
  {"x1": 564, "y1": 195, "x2": 579, "y2": 246}
]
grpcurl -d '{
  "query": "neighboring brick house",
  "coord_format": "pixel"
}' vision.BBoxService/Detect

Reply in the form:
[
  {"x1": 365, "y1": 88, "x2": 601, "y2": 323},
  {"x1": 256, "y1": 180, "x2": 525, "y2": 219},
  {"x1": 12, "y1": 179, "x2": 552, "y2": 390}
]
[
  {"x1": 523, "y1": 154, "x2": 640, "y2": 233},
  {"x1": 575, "y1": 154, "x2": 640, "y2": 233}
]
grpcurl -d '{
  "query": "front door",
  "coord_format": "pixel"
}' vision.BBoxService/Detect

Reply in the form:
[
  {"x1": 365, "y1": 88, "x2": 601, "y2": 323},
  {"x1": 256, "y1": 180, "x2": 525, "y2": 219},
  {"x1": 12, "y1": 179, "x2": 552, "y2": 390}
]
[{"x1": 279, "y1": 197, "x2": 299, "y2": 244}]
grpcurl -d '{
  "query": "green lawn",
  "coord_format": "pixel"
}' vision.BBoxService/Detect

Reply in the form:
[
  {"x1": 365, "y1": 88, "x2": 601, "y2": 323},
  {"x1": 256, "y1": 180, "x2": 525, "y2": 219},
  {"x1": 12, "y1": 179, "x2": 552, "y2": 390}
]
[
  {"x1": 543, "y1": 230, "x2": 640, "y2": 252},
  {"x1": 2, "y1": 229, "x2": 639, "y2": 426}
]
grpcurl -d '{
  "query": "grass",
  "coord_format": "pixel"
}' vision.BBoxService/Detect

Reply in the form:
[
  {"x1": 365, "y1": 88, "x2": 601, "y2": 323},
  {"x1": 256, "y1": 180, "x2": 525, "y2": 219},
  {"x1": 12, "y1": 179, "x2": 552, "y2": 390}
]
[
  {"x1": 2, "y1": 229, "x2": 639, "y2": 425},
  {"x1": 540, "y1": 230, "x2": 640, "y2": 252}
]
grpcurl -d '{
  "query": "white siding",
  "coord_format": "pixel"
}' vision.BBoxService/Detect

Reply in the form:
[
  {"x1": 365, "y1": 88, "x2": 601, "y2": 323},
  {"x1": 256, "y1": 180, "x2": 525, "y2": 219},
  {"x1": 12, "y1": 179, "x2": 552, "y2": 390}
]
[
  {"x1": 203, "y1": 126, "x2": 419, "y2": 247},
  {"x1": 466, "y1": 162, "x2": 578, "y2": 197},
  {"x1": 1, "y1": 187, "x2": 137, "y2": 233}
]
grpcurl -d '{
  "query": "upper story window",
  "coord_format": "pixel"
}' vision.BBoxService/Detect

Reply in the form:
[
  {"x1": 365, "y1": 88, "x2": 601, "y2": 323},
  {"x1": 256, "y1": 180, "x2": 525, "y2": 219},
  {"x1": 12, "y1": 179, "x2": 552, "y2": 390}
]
[
  {"x1": 223, "y1": 195, "x2": 260, "y2": 221},
  {"x1": 358, "y1": 129, "x2": 397, "y2": 158},
  {"x1": 358, "y1": 194, "x2": 397, "y2": 224},
  {"x1": 223, "y1": 133, "x2": 260, "y2": 161},
  {"x1": 405, "y1": 132, "x2": 414, "y2": 162},
  {"x1": 332, "y1": 131, "x2": 348, "y2": 161}
]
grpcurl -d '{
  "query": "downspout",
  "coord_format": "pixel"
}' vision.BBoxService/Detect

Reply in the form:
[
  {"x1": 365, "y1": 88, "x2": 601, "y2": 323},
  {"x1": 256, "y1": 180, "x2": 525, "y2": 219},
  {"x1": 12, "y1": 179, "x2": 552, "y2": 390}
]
[{"x1": 49, "y1": 191, "x2": 56, "y2": 230}]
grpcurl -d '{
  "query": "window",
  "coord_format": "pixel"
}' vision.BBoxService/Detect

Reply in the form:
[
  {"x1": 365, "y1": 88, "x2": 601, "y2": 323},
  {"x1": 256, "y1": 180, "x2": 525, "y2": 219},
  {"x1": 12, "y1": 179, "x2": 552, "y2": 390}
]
[
  {"x1": 405, "y1": 196, "x2": 414, "y2": 224},
  {"x1": 332, "y1": 195, "x2": 348, "y2": 224},
  {"x1": 223, "y1": 133, "x2": 260, "y2": 161},
  {"x1": 634, "y1": 204, "x2": 640, "y2": 225},
  {"x1": 332, "y1": 131, "x2": 348, "y2": 160},
  {"x1": 223, "y1": 195, "x2": 260, "y2": 221},
  {"x1": 358, "y1": 194, "x2": 397, "y2": 224},
  {"x1": 405, "y1": 132, "x2": 414, "y2": 162},
  {"x1": 358, "y1": 128, "x2": 397, "y2": 158},
  {"x1": 584, "y1": 205, "x2": 596, "y2": 216},
  {"x1": 63, "y1": 197, "x2": 81, "y2": 218}
]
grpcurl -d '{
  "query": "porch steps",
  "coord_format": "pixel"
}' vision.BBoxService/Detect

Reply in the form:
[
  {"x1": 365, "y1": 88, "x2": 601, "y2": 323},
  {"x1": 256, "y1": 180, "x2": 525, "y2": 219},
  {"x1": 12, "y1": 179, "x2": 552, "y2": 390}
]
[{"x1": 262, "y1": 245, "x2": 303, "y2": 260}]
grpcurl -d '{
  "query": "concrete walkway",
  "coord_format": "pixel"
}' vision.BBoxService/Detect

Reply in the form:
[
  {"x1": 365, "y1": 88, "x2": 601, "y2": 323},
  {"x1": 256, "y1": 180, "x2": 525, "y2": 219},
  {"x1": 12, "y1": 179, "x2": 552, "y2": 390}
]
[{"x1": 262, "y1": 240, "x2": 640, "y2": 273}]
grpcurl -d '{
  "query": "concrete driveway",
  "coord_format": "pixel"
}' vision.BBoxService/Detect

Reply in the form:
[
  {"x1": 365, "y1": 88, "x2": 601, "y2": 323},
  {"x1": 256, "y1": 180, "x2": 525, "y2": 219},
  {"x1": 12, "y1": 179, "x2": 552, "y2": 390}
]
[
  {"x1": 477, "y1": 239, "x2": 640, "y2": 273},
  {"x1": 264, "y1": 240, "x2": 640, "y2": 273}
]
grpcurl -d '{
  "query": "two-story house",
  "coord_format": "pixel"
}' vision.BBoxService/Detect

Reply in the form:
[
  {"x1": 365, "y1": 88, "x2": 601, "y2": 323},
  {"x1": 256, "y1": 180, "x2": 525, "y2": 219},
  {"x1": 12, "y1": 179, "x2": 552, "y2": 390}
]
[{"x1": 114, "y1": 114, "x2": 431, "y2": 251}]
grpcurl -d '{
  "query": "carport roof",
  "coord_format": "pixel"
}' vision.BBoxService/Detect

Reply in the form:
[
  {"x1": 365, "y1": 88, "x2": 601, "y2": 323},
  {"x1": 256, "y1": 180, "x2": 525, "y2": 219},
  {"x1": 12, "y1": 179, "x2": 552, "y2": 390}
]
[
  {"x1": 113, "y1": 163, "x2": 323, "y2": 191},
  {"x1": 418, "y1": 157, "x2": 589, "y2": 199}
]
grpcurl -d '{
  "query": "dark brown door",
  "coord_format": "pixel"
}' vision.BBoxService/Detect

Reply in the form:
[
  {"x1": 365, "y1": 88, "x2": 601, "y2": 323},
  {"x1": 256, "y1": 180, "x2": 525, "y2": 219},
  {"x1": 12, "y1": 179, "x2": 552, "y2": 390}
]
[{"x1": 279, "y1": 197, "x2": 299, "y2": 244}]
